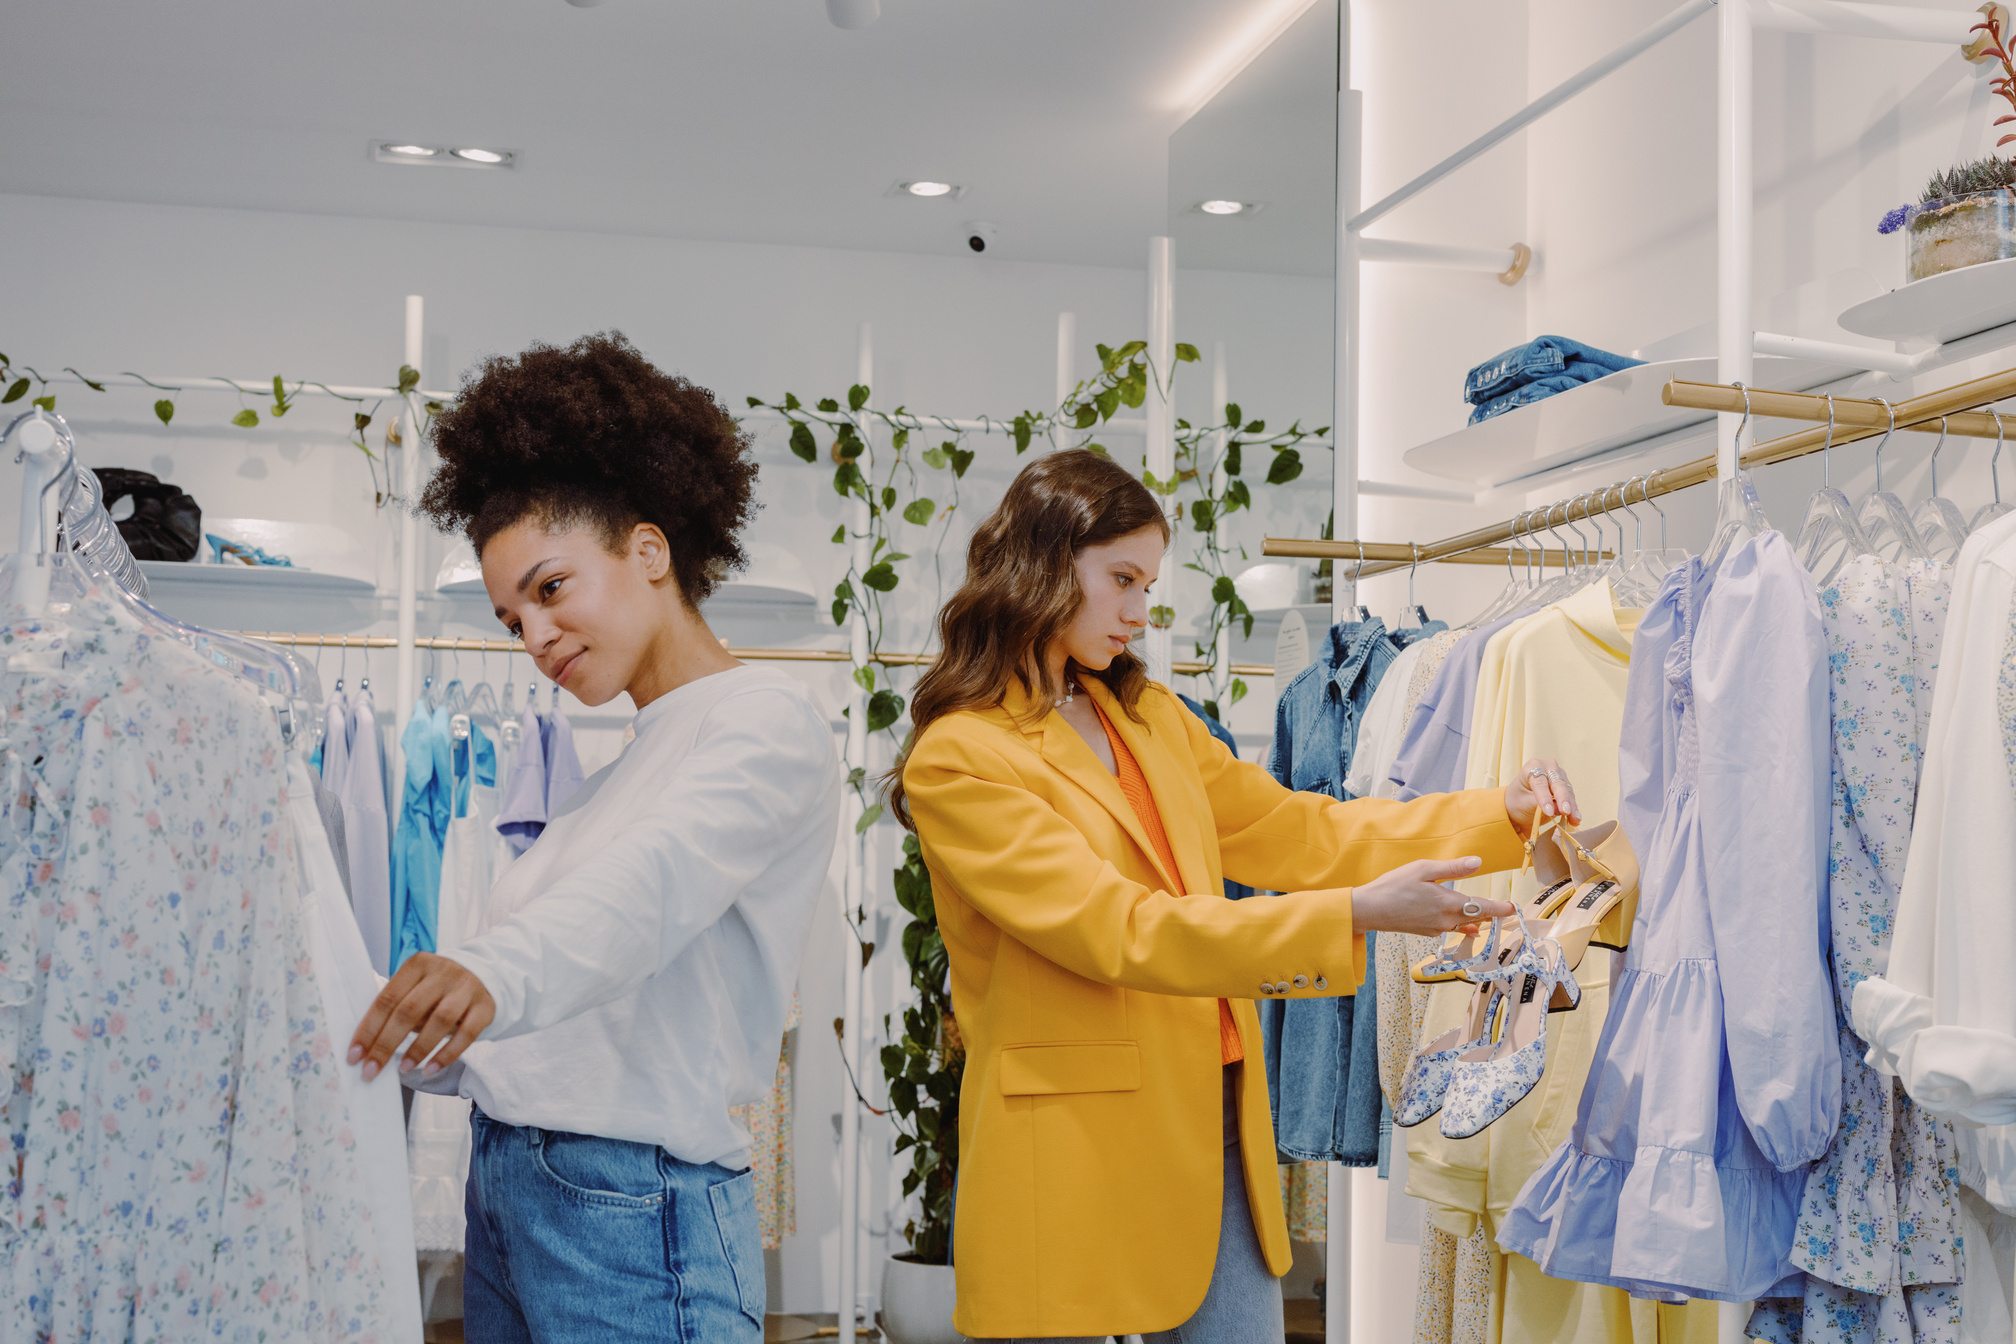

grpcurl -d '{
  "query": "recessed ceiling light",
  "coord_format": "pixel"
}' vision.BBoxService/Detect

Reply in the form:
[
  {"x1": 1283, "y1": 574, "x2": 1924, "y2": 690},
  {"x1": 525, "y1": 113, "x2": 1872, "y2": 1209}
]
[
  {"x1": 452, "y1": 147, "x2": 509, "y2": 165},
  {"x1": 384, "y1": 144, "x2": 438, "y2": 157},
  {"x1": 1199, "y1": 199, "x2": 1247, "y2": 215},
  {"x1": 905, "y1": 181, "x2": 954, "y2": 197}
]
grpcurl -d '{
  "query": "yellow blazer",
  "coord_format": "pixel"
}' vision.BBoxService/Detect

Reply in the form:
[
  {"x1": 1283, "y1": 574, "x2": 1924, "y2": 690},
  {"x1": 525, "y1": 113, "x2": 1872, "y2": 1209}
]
[{"x1": 902, "y1": 676, "x2": 1525, "y2": 1338}]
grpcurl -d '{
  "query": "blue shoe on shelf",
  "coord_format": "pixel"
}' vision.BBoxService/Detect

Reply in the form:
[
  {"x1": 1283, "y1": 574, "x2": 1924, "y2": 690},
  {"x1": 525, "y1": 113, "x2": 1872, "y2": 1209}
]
[{"x1": 207, "y1": 534, "x2": 294, "y2": 568}]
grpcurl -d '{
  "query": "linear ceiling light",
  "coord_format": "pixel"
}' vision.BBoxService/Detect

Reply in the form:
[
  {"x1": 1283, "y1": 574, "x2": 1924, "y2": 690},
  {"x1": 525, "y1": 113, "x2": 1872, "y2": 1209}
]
[
  {"x1": 905, "y1": 181, "x2": 954, "y2": 197},
  {"x1": 1166, "y1": 0, "x2": 1325, "y2": 118},
  {"x1": 451, "y1": 147, "x2": 510, "y2": 165},
  {"x1": 1199, "y1": 199, "x2": 1246, "y2": 214}
]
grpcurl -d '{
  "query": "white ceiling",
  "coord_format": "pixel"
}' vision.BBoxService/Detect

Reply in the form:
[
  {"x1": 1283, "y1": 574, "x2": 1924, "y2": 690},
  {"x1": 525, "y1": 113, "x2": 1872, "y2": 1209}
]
[{"x1": 0, "y1": 0, "x2": 1315, "y2": 271}]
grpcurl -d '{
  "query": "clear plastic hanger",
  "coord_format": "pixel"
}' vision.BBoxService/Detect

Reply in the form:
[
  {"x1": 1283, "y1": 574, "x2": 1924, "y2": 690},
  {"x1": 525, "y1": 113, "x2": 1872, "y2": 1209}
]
[
  {"x1": 1909, "y1": 417, "x2": 1971, "y2": 562},
  {"x1": 1794, "y1": 393, "x2": 1875, "y2": 586},
  {"x1": 1855, "y1": 398, "x2": 1933, "y2": 565},
  {"x1": 1705, "y1": 384, "x2": 1773, "y2": 567},
  {"x1": 2, "y1": 411, "x2": 320, "y2": 745},
  {"x1": 1974, "y1": 411, "x2": 2014, "y2": 529},
  {"x1": 1465, "y1": 509, "x2": 1535, "y2": 628},
  {"x1": 1596, "y1": 484, "x2": 1659, "y2": 607},
  {"x1": 1396, "y1": 544, "x2": 1430, "y2": 631}
]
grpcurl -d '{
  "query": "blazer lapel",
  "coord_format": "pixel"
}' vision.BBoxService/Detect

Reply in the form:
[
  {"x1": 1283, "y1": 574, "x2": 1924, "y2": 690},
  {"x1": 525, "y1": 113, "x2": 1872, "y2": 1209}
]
[
  {"x1": 1079, "y1": 680, "x2": 1216, "y2": 898},
  {"x1": 1020, "y1": 688, "x2": 1185, "y2": 897}
]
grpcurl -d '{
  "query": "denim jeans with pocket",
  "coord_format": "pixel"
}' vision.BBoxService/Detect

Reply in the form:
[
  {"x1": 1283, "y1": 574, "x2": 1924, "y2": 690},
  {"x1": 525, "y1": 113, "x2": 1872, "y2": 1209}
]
[{"x1": 464, "y1": 1108, "x2": 766, "y2": 1342}]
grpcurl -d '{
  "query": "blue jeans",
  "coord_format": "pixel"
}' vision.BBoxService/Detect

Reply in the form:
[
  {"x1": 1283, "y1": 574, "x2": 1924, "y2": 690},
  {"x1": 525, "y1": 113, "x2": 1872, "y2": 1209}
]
[
  {"x1": 994, "y1": 1065, "x2": 1285, "y2": 1344},
  {"x1": 464, "y1": 1109, "x2": 766, "y2": 1342}
]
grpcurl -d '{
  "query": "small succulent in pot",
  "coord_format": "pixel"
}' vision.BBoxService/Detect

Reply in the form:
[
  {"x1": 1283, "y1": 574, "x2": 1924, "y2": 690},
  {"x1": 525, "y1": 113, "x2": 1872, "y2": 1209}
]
[{"x1": 1876, "y1": 7, "x2": 2016, "y2": 278}]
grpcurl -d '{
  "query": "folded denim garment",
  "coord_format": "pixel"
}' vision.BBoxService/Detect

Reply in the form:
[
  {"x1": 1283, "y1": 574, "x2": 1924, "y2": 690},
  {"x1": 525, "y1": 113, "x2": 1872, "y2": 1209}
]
[
  {"x1": 1463, "y1": 335, "x2": 1642, "y2": 405},
  {"x1": 1468, "y1": 372, "x2": 1588, "y2": 425}
]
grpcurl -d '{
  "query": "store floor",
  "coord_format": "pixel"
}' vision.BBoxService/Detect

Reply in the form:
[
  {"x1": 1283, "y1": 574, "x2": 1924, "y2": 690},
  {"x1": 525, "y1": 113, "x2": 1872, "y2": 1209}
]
[{"x1": 423, "y1": 1304, "x2": 1317, "y2": 1339}]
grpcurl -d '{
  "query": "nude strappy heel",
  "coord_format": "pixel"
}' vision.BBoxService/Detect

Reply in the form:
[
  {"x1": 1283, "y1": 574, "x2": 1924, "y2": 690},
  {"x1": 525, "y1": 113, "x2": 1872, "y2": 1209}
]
[{"x1": 1538, "y1": 819, "x2": 1639, "y2": 970}]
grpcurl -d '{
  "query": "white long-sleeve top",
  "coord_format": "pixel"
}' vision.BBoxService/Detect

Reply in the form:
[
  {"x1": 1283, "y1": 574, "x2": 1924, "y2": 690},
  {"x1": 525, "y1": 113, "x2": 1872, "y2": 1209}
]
[
  {"x1": 1855, "y1": 511, "x2": 2016, "y2": 1147},
  {"x1": 438, "y1": 664, "x2": 841, "y2": 1165}
]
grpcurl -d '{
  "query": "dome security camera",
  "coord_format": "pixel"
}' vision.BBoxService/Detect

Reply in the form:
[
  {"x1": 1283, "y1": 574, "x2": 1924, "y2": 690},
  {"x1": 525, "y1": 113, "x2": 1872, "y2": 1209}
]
[{"x1": 966, "y1": 221, "x2": 997, "y2": 254}]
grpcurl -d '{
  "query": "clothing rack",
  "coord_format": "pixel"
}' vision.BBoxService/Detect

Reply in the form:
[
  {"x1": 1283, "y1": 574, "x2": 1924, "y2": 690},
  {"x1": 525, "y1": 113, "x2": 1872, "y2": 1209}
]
[
  {"x1": 229, "y1": 630, "x2": 1279, "y2": 679},
  {"x1": 1270, "y1": 360, "x2": 2016, "y2": 580}
]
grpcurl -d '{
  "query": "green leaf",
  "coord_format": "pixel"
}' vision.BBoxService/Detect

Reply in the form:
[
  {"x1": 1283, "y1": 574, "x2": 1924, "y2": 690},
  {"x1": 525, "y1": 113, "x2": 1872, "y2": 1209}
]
[
  {"x1": 831, "y1": 524, "x2": 846, "y2": 543},
  {"x1": 835, "y1": 424, "x2": 864, "y2": 460},
  {"x1": 1211, "y1": 575, "x2": 1237, "y2": 605},
  {"x1": 67, "y1": 370, "x2": 105, "y2": 392},
  {"x1": 884, "y1": 552, "x2": 910, "y2": 564},
  {"x1": 1084, "y1": 442, "x2": 1108, "y2": 456},
  {"x1": 881, "y1": 485, "x2": 897, "y2": 511},
  {"x1": 1190, "y1": 499, "x2": 1213, "y2": 533},
  {"x1": 817, "y1": 397, "x2": 840, "y2": 413},
  {"x1": 783, "y1": 392, "x2": 802, "y2": 411},
  {"x1": 903, "y1": 498, "x2": 936, "y2": 525},
  {"x1": 1224, "y1": 402, "x2": 1242, "y2": 428},
  {"x1": 832, "y1": 599, "x2": 849, "y2": 626},
  {"x1": 853, "y1": 665, "x2": 877, "y2": 693},
  {"x1": 31, "y1": 396, "x2": 53, "y2": 412},
  {"x1": 1094, "y1": 388, "x2": 1119, "y2": 420},
  {"x1": 1230, "y1": 677, "x2": 1249, "y2": 705},
  {"x1": 789, "y1": 422, "x2": 818, "y2": 463},
  {"x1": 835, "y1": 578, "x2": 856, "y2": 601},
  {"x1": 1095, "y1": 342, "x2": 1115, "y2": 368},
  {"x1": 398, "y1": 365, "x2": 420, "y2": 393},
  {"x1": 273, "y1": 375, "x2": 286, "y2": 403},
  {"x1": 1012, "y1": 413, "x2": 1032, "y2": 454},
  {"x1": 1203, "y1": 698, "x2": 1221, "y2": 722},
  {"x1": 1266, "y1": 448, "x2": 1303, "y2": 485},
  {"x1": 232, "y1": 408, "x2": 259, "y2": 428},
  {"x1": 354, "y1": 412, "x2": 372, "y2": 432},
  {"x1": 848, "y1": 383, "x2": 870, "y2": 411},
  {"x1": 1115, "y1": 340, "x2": 1146, "y2": 361},
  {"x1": 2, "y1": 378, "x2": 29, "y2": 404},
  {"x1": 855, "y1": 802, "x2": 885, "y2": 833},
  {"x1": 1245, "y1": 419, "x2": 1265, "y2": 434},
  {"x1": 948, "y1": 447, "x2": 974, "y2": 477},
  {"x1": 833, "y1": 461, "x2": 864, "y2": 496},
  {"x1": 270, "y1": 400, "x2": 290, "y2": 417},
  {"x1": 1225, "y1": 441, "x2": 1242, "y2": 477},
  {"x1": 862, "y1": 561, "x2": 898, "y2": 592},
  {"x1": 1227, "y1": 479, "x2": 1251, "y2": 510},
  {"x1": 1175, "y1": 342, "x2": 1200, "y2": 363},
  {"x1": 746, "y1": 396, "x2": 764, "y2": 408},
  {"x1": 153, "y1": 399, "x2": 174, "y2": 426},
  {"x1": 1118, "y1": 374, "x2": 1146, "y2": 410},
  {"x1": 1072, "y1": 403, "x2": 1099, "y2": 430},
  {"x1": 892, "y1": 428, "x2": 909, "y2": 452},
  {"x1": 866, "y1": 688, "x2": 905, "y2": 732},
  {"x1": 921, "y1": 445, "x2": 948, "y2": 469}
]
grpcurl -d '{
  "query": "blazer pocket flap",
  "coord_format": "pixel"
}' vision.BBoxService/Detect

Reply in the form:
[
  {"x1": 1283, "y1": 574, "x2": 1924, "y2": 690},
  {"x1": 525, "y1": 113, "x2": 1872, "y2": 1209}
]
[{"x1": 998, "y1": 1041, "x2": 1142, "y2": 1096}]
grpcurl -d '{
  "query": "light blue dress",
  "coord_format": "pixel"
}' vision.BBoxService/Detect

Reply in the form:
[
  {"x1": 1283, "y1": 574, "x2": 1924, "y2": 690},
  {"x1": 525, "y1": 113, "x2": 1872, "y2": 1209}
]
[
  {"x1": 390, "y1": 700, "x2": 454, "y2": 972},
  {"x1": 1499, "y1": 531, "x2": 1841, "y2": 1302}
]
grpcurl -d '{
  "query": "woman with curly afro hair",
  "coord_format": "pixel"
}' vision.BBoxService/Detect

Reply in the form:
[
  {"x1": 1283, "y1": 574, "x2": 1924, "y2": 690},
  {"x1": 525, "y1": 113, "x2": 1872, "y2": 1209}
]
[{"x1": 349, "y1": 332, "x2": 840, "y2": 1343}]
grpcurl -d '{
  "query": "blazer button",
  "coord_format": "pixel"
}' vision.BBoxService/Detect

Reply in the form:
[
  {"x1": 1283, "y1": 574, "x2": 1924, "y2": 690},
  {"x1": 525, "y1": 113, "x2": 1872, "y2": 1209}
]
[
  {"x1": 1292, "y1": 975, "x2": 1310, "y2": 989},
  {"x1": 1314, "y1": 976, "x2": 1328, "y2": 991},
  {"x1": 1259, "y1": 983, "x2": 1273, "y2": 995}
]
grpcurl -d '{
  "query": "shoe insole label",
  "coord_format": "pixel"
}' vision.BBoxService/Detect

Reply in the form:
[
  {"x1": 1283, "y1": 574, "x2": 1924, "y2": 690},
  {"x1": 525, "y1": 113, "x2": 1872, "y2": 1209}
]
[
  {"x1": 1575, "y1": 879, "x2": 1617, "y2": 911},
  {"x1": 1518, "y1": 974, "x2": 1539, "y2": 1004}
]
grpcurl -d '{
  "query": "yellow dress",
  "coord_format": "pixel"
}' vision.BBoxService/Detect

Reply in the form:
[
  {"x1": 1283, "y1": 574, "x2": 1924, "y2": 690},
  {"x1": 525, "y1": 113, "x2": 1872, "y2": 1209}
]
[{"x1": 1403, "y1": 581, "x2": 1719, "y2": 1343}]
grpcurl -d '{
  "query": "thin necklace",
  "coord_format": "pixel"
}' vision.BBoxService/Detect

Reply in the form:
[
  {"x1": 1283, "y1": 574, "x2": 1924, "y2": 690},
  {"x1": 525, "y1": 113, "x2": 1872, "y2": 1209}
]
[{"x1": 1054, "y1": 678, "x2": 1078, "y2": 708}]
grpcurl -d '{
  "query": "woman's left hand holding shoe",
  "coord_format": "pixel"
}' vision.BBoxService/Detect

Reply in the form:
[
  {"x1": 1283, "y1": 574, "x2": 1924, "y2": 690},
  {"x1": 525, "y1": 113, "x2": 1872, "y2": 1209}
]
[{"x1": 1505, "y1": 756, "x2": 1580, "y2": 834}]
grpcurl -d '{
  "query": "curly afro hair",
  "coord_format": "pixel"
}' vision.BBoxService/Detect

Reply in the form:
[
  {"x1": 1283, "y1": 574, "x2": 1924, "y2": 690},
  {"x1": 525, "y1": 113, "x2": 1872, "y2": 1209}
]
[{"x1": 420, "y1": 331, "x2": 758, "y2": 607}]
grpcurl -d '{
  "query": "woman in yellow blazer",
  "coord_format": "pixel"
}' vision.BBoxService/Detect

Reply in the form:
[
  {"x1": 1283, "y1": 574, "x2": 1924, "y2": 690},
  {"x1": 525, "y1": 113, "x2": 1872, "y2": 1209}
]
[{"x1": 891, "y1": 451, "x2": 1581, "y2": 1342}]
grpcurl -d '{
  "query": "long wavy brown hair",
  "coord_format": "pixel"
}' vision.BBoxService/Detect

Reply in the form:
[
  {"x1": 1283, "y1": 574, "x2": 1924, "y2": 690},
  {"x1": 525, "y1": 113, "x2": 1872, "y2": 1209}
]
[{"x1": 887, "y1": 449, "x2": 1170, "y2": 830}]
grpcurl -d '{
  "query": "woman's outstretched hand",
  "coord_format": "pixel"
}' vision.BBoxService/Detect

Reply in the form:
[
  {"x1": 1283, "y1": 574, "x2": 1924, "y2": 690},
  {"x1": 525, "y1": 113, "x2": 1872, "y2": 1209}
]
[
  {"x1": 1351, "y1": 857, "x2": 1514, "y2": 936},
  {"x1": 1505, "y1": 757, "x2": 1581, "y2": 833},
  {"x1": 349, "y1": 952, "x2": 496, "y2": 1083}
]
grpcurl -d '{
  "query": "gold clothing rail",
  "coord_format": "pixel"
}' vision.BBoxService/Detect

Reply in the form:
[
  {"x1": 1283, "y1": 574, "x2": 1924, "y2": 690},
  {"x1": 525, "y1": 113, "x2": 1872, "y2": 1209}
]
[
  {"x1": 1262, "y1": 360, "x2": 2016, "y2": 579},
  {"x1": 228, "y1": 632, "x2": 1276, "y2": 679}
]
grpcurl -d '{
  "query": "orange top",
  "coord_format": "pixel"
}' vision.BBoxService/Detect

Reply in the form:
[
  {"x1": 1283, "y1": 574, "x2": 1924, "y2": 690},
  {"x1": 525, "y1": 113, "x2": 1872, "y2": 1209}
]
[{"x1": 1091, "y1": 700, "x2": 1244, "y2": 1066}]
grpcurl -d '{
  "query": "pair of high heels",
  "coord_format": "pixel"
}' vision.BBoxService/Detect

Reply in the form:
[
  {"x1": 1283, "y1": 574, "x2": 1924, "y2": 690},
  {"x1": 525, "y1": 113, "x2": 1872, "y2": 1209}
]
[
  {"x1": 1393, "y1": 811, "x2": 1638, "y2": 1139},
  {"x1": 1411, "y1": 809, "x2": 1638, "y2": 985}
]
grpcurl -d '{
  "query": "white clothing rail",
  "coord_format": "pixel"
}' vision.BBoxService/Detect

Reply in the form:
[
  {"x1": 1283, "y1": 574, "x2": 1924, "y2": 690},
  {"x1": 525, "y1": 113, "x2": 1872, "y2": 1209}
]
[{"x1": 37, "y1": 370, "x2": 457, "y2": 402}]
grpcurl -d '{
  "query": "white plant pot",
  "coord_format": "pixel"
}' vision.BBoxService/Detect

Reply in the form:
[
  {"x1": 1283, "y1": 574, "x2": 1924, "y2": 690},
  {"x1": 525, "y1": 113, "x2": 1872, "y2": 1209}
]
[{"x1": 879, "y1": 1254, "x2": 968, "y2": 1344}]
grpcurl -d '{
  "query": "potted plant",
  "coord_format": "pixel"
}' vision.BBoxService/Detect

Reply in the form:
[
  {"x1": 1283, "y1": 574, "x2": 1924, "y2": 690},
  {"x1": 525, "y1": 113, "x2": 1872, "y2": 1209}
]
[
  {"x1": 876, "y1": 834, "x2": 969, "y2": 1344},
  {"x1": 1879, "y1": 5, "x2": 2016, "y2": 280}
]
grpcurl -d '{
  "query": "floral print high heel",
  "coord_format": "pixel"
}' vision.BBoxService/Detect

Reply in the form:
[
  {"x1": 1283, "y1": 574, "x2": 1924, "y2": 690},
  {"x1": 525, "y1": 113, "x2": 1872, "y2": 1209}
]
[{"x1": 1436, "y1": 910, "x2": 1580, "y2": 1140}]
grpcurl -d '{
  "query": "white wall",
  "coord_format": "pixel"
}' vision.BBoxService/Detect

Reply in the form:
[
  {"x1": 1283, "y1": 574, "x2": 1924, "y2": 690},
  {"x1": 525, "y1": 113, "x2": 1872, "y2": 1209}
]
[{"x1": 0, "y1": 187, "x2": 1338, "y2": 1315}]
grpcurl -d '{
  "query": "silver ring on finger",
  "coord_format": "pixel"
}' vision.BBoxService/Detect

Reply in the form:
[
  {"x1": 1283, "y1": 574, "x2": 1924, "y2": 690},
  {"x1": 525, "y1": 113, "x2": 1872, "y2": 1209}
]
[
  {"x1": 1525, "y1": 766, "x2": 1548, "y2": 781},
  {"x1": 1461, "y1": 900, "x2": 1484, "y2": 918}
]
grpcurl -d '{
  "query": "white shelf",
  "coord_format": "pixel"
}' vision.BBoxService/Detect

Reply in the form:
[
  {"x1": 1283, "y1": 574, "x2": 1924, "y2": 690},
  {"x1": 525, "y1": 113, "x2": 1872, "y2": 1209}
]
[
  {"x1": 1837, "y1": 255, "x2": 2016, "y2": 346},
  {"x1": 1402, "y1": 355, "x2": 1855, "y2": 488},
  {"x1": 138, "y1": 560, "x2": 378, "y2": 595}
]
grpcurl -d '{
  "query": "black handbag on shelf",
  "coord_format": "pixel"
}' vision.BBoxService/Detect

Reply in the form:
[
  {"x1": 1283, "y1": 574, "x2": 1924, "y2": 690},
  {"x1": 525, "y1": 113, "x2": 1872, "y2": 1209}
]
[{"x1": 90, "y1": 467, "x2": 203, "y2": 563}]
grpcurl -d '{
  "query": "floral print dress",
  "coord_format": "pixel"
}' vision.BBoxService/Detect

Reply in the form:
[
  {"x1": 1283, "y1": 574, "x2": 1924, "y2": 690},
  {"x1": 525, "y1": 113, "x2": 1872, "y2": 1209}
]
[
  {"x1": 1749, "y1": 555, "x2": 1964, "y2": 1344},
  {"x1": 0, "y1": 586, "x2": 389, "y2": 1341}
]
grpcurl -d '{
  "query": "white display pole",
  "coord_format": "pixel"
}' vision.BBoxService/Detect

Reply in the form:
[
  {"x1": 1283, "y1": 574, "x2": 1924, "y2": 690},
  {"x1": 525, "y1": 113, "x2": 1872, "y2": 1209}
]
[
  {"x1": 1717, "y1": 0, "x2": 1753, "y2": 486},
  {"x1": 836, "y1": 322, "x2": 872, "y2": 1337},
  {"x1": 1055, "y1": 310, "x2": 1077, "y2": 439},
  {"x1": 1144, "y1": 237, "x2": 1175, "y2": 684},
  {"x1": 1211, "y1": 343, "x2": 1231, "y2": 700},
  {"x1": 393, "y1": 295, "x2": 424, "y2": 781},
  {"x1": 1329, "y1": 0, "x2": 1362, "y2": 1329}
]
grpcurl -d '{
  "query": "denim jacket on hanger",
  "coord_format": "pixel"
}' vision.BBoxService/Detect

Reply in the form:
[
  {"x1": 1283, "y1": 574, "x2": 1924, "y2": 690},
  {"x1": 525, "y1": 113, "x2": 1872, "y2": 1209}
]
[{"x1": 1261, "y1": 617, "x2": 1446, "y2": 1164}]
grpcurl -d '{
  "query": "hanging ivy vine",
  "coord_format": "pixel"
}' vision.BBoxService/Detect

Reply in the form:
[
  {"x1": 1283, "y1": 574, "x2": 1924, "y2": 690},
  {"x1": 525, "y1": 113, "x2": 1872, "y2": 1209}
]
[{"x1": 0, "y1": 355, "x2": 441, "y2": 509}]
